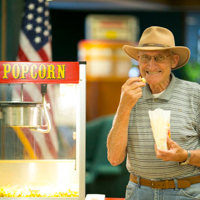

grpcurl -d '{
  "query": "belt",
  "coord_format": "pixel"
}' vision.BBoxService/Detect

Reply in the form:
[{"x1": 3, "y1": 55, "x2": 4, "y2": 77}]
[{"x1": 130, "y1": 174, "x2": 200, "y2": 189}]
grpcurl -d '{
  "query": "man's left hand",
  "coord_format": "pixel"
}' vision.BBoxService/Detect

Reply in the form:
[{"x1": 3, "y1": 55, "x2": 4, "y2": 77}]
[{"x1": 155, "y1": 137, "x2": 188, "y2": 162}]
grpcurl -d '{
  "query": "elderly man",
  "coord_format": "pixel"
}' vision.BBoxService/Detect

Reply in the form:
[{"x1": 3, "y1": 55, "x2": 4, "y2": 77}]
[{"x1": 107, "y1": 26, "x2": 200, "y2": 199}]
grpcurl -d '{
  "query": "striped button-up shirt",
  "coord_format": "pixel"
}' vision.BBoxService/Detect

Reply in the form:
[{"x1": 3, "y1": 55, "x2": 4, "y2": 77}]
[{"x1": 127, "y1": 73, "x2": 200, "y2": 179}]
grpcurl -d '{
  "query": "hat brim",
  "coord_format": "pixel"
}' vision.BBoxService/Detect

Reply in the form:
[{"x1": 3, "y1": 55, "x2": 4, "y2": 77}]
[{"x1": 123, "y1": 45, "x2": 190, "y2": 70}]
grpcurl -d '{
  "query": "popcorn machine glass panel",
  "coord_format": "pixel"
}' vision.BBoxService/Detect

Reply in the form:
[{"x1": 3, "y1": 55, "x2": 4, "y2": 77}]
[{"x1": 0, "y1": 62, "x2": 86, "y2": 199}]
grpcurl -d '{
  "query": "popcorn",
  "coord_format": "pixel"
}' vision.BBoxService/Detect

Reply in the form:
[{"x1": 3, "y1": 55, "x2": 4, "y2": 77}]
[
  {"x1": 0, "y1": 187, "x2": 78, "y2": 197},
  {"x1": 148, "y1": 108, "x2": 171, "y2": 150},
  {"x1": 141, "y1": 77, "x2": 146, "y2": 83},
  {"x1": 140, "y1": 76, "x2": 146, "y2": 83}
]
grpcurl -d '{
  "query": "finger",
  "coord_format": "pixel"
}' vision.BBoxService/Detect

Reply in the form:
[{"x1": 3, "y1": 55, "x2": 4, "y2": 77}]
[
  {"x1": 122, "y1": 85, "x2": 142, "y2": 97},
  {"x1": 154, "y1": 144, "x2": 162, "y2": 156},
  {"x1": 166, "y1": 136, "x2": 172, "y2": 148},
  {"x1": 131, "y1": 82, "x2": 146, "y2": 90},
  {"x1": 167, "y1": 136, "x2": 177, "y2": 149},
  {"x1": 167, "y1": 136, "x2": 172, "y2": 143},
  {"x1": 130, "y1": 86, "x2": 142, "y2": 94},
  {"x1": 135, "y1": 91, "x2": 143, "y2": 99},
  {"x1": 125, "y1": 77, "x2": 141, "y2": 85},
  {"x1": 125, "y1": 77, "x2": 146, "y2": 86},
  {"x1": 129, "y1": 91, "x2": 142, "y2": 100},
  {"x1": 154, "y1": 143, "x2": 158, "y2": 151},
  {"x1": 156, "y1": 150, "x2": 171, "y2": 161},
  {"x1": 155, "y1": 144, "x2": 170, "y2": 155}
]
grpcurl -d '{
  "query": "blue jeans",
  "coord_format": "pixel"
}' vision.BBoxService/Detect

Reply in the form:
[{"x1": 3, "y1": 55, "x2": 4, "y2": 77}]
[{"x1": 125, "y1": 180, "x2": 200, "y2": 200}]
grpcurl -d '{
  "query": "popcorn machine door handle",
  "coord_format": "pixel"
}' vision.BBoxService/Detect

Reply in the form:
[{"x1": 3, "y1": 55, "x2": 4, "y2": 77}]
[{"x1": 35, "y1": 96, "x2": 51, "y2": 134}]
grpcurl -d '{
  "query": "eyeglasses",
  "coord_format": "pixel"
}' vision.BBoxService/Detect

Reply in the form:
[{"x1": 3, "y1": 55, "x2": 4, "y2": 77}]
[{"x1": 138, "y1": 54, "x2": 173, "y2": 63}]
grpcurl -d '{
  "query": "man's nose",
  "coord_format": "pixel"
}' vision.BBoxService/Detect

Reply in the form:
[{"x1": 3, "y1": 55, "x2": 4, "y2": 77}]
[{"x1": 148, "y1": 56, "x2": 157, "y2": 67}]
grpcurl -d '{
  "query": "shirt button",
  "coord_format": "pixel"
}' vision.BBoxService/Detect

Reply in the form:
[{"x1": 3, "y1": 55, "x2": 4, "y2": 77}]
[{"x1": 154, "y1": 98, "x2": 157, "y2": 102}]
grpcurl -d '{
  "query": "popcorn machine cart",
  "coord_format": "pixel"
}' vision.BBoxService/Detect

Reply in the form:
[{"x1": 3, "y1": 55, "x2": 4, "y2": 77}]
[{"x1": 0, "y1": 61, "x2": 86, "y2": 199}]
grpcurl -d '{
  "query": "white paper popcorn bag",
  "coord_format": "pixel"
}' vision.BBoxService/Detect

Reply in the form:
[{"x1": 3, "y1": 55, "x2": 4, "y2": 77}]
[{"x1": 148, "y1": 108, "x2": 171, "y2": 150}]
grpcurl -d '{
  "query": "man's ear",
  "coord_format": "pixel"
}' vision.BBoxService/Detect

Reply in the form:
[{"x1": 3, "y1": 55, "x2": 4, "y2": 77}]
[{"x1": 171, "y1": 54, "x2": 179, "y2": 69}]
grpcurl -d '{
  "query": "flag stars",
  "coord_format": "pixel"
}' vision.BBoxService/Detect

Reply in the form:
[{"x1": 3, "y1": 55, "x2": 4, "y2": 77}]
[
  {"x1": 43, "y1": 30, "x2": 49, "y2": 36},
  {"x1": 34, "y1": 36, "x2": 41, "y2": 44},
  {"x1": 37, "y1": 7, "x2": 43, "y2": 13},
  {"x1": 35, "y1": 26, "x2": 42, "y2": 33},
  {"x1": 36, "y1": 17, "x2": 43, "y2": 23},
  {"x1": 44, "y1": 20, "x2": 49, "y2": 26},
  {"x1": 48, "y1": 24, "x2": 51, "y2": 31},
  {"x1": 19, "y1": 0, "x2": 52, "y2": 57},
  {"x1": 26, "y1": 24, "x2": 33, "y2": 31},
  {"x1": 28, "y1": 3, "x2": 35, "y2": 10},
  {"x1": 27, "y1": 13, "x2": 34, "y2": 20},
  {"x1": 44, "y1": 11, "x2": 49, "y2": 17}
]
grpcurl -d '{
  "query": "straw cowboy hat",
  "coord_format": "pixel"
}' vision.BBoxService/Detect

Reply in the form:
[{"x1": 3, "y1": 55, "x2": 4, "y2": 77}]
[{"x1": 123, "y1": 26, "x2": 190, "y2": 70}]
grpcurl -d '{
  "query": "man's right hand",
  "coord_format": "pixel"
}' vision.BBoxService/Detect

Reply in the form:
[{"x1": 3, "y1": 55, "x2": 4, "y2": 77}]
[
  {"x1": 119, "y1": 76, "x2": 146, "y2": 110},
  {"x1": 107, "y1": 76, "x2": 146, "y2": 166}
]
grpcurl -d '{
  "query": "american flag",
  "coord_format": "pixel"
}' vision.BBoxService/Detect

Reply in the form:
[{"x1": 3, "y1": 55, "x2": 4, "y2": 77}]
[
  {"x1": 17, "y1": 0, "x2": 52, "y2": 61},
  {"x1": 15, "y1": 0, "x2": 58, "y2": 159}
]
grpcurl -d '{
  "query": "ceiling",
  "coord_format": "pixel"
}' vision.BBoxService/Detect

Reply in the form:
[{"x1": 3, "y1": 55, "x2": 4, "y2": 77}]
[{"x1": 49, "y1": 0, "x2": 200, "y2": 11}]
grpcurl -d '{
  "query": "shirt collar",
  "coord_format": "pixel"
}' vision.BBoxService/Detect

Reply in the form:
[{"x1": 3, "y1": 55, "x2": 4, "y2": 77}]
[{"x1": 142, "y1": 73, "x2": 176, "y2": 100}]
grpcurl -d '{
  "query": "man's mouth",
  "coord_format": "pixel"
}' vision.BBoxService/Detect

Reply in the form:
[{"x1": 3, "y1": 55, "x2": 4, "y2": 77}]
[{"x1": 147, "y1": 71, "x2": 161, "y2": 74}]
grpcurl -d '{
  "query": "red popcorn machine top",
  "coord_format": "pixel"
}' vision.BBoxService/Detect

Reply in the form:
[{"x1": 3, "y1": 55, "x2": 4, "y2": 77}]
[{"x1": 0, "y1": 61, "x2": 86, "y2": 199}]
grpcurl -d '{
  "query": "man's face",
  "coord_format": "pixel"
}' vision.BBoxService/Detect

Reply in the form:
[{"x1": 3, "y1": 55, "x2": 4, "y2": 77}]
[{"x1": 137, "y1": 50, "x2": 178, "y2": 87}]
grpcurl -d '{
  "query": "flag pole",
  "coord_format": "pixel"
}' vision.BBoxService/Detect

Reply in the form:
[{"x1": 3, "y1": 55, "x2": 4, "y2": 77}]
[
  {"x1": 1, "y1": 0, "x2": 6, "y2": 159},
  {"x1": 1, "y1": 0, "x2": 6, "y2": 60}
]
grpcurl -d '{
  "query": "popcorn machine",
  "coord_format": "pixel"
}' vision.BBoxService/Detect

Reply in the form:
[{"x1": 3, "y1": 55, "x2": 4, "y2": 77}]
[{"x1": 0, "y1": 61, "x2": 86, "y2": 199}]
